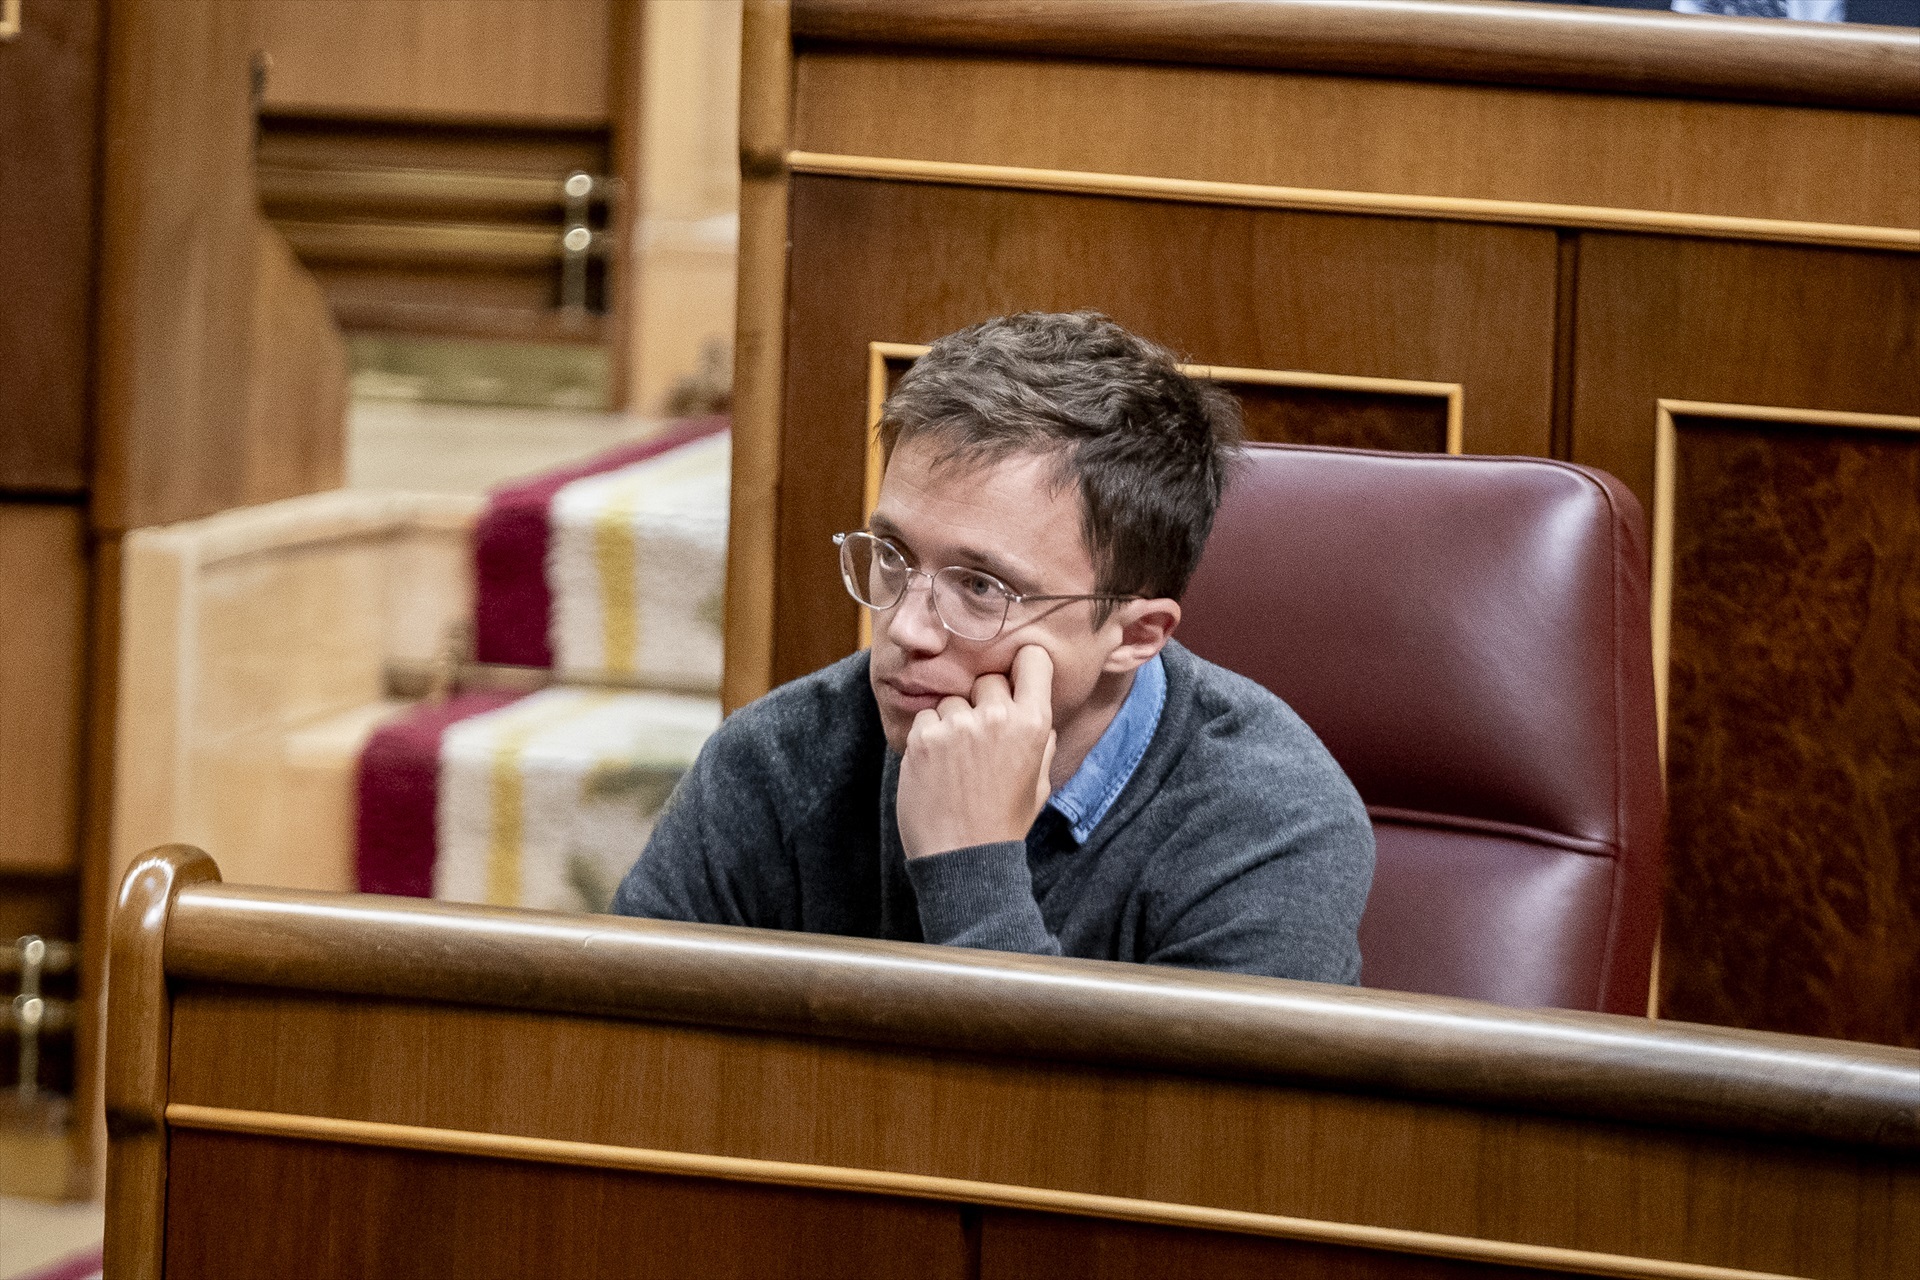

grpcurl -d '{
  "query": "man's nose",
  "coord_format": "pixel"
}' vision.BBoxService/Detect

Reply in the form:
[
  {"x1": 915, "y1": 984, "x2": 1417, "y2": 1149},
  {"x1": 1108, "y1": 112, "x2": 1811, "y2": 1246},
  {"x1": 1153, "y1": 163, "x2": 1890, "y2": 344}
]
[{"x1": 883, "y1": 573, "x2": 948, "y2": 653}]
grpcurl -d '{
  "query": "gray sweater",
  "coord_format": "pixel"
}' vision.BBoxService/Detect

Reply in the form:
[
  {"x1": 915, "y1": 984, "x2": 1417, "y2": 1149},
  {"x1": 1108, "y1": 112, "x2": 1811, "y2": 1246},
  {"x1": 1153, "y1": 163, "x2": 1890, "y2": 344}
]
[{"x1": 611, "y1": 641, "x2": 1374, "y2": 983}]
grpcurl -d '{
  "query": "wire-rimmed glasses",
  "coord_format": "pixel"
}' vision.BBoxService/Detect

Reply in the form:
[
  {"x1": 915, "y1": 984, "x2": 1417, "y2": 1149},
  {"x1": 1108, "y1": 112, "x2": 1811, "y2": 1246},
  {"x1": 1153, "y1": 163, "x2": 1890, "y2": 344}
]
[{"x1": 834, "y1": 531, "x2": 1138, "y2": 642}]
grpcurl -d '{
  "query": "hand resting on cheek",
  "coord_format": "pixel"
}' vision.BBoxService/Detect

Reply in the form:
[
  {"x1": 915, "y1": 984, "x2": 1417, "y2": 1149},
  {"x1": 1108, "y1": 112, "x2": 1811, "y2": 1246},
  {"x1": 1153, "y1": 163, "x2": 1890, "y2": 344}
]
[{"x1": 895, "y1": 644, "x2": 1058, "y2": 860}]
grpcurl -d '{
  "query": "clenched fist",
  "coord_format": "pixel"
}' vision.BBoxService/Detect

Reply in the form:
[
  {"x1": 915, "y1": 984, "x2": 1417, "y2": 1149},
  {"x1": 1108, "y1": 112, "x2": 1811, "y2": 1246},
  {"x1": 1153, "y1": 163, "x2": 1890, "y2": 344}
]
[{"x1": 896, "y1": 645, "x2": 1058, "y2": 860}]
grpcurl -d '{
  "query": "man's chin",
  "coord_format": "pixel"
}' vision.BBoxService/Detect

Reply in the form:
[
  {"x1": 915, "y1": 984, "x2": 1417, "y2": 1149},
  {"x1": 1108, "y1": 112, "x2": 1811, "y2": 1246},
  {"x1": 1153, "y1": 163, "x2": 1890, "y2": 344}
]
[{"x1": 870, "y1": 687, "x2": 913, "y2": 753}]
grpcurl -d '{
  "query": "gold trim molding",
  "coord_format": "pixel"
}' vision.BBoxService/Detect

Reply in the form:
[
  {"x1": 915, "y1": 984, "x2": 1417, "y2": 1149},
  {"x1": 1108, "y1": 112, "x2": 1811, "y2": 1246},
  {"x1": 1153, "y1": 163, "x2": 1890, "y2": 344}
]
[
  {"x1": 858, "y1": 342, "x2": 1465, "y2": 647},
  {"x1": 166, "y1": 1104, "x2": 1807, "y2": 1280},
  {"x1": 791, "y1": 152, "x2": 1920, "y2": 255},
  {"x1": 1650, "y1": 399, "x2": 1920, "y2": 757}
]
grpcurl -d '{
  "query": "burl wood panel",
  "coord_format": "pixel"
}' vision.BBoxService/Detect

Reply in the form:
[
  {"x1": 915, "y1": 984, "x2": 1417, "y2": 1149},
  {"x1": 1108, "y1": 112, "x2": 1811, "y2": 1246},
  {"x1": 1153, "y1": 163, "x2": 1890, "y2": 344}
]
[
  {"x1": 0, "y1": 504, "x2": 87, "y2": 872},
  {"x1": 0, "y1": 0, "x2": 101, "y2": 492},
  {"x1": 165, "y1": 1128, "x2": 971, "y2": 1279},
  {"x1": 1662, "y1": 417, "x2": 1920, "y2": 1049},
  {"x1": 981, "y1": 1212, "x2": 1568, "y2": 1280},
  {"x1": 780, "y1": 175, "x2": 1556, "y2": 684},
  {"x1": 1570, "y1": 235, "x2": 1920, "y2": 514},
  {"x1": 879, "y1": 360, "x2": 1450, "y2": 455},
  {"x1": 793, "y1": 50, "x2": 1920, "y2": 232},
  {"x1": 167, "y1": 987, "x2": 1920, "y2": 1280},
  {"x1": 1231, "y1": 384, "x2": 1447, "y2": 454}
]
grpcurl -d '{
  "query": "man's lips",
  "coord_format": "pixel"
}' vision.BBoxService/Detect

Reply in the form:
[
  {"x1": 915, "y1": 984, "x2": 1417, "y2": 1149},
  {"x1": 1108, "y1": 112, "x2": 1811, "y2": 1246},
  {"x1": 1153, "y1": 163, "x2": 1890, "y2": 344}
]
[{"x1": 878, "y1": 678, "x2": 958, "y2": 712}]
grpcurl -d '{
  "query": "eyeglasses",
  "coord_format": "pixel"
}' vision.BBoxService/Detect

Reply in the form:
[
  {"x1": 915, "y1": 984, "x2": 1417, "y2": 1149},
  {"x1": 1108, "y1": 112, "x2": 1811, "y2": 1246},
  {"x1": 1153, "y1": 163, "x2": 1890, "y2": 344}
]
[{"x1": 834, "y1": 531, "x2": 1138, "y2": 642}]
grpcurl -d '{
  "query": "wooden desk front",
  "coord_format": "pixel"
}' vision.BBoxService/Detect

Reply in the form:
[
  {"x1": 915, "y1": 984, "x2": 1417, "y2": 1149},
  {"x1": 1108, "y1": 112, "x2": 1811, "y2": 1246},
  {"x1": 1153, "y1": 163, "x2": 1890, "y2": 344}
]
[{"x1": 107, "y1": 848, "x2": 1919, "y2": 1279}]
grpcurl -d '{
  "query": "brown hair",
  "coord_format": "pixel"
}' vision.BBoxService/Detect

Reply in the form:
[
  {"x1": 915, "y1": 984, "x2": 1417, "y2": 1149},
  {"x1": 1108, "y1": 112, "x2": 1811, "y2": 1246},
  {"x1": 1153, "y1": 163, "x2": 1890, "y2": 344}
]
[{"x1": 878, "y1": 311, "x2": 1243, "y2": 612}]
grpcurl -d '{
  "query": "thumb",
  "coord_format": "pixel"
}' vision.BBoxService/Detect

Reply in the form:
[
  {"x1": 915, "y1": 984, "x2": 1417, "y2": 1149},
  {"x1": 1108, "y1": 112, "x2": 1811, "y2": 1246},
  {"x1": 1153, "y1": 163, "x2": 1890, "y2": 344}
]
[{"x1": 1035, "y1": 730, "x2": 1057, "y2": 812}]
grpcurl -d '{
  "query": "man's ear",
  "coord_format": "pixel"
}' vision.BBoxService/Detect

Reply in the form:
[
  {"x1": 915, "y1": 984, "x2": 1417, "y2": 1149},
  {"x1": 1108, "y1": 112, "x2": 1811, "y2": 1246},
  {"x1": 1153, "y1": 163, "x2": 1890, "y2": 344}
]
[{"x1": 1102, "y1": 598, "x2": 1180, "y2": 675}]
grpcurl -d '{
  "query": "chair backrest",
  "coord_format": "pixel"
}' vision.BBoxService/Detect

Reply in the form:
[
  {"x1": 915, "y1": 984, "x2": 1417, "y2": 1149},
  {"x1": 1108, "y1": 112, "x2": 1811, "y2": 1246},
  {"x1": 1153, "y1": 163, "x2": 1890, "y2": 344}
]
[{"x1": 1178, "y1": 444, "x2": 1665, "y2": 1014}]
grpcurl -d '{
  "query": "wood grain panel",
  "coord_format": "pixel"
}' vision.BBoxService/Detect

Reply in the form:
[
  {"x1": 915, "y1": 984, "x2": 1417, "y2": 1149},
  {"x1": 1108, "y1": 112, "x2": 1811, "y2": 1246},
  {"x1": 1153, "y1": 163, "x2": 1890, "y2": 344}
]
[
  {"x1": 1661, "y1": 415, "x2": 1920, "y2": 1049},
  {"x1": 242, "y1": 225, "x2": 347, "y2": 505},
  {"x1": 792, "y1": 52, "x2": 1920, "y2": 234},
  {"x1": 251, "y1": 0, "x2": 614, "y2": 126},
  {"x1": 165, "y1": 988, "x2": 1920, "y2": 1280},
  {"x1": 1571, "y1": 236, "x2": 1920, "y2": 513},
  {"x1": 0, "y1": 0, "x2": 101, "y2": 491},
  {"x1": 793, "y1": 0, "x2": 1920, "y2": 113},
  {"x1": 777, "y1": 175, "x2": 1556, "y2": 684},
  {"x1": 0, "y1": 505, "x2": 87, "y2": 872},
  {"x1": 980, "y1": 1211, "x2": 1570, "y2": 1280},
  {"x1": 165, "y1": 1128, "x2": 970, "y2": 1280},
  {"x1": 90, "y1": 0, "x2": 261, "y2": 532}
]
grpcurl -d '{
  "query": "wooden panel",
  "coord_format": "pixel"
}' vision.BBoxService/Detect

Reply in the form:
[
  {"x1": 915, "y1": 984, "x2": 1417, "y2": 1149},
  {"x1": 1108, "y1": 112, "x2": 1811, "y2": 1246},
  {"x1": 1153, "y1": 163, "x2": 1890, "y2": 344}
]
[
  {"x1": 165, "y1": 988, "x2": 1920, "y2": 1280},
  {"x1": 0, "y1": 505, "x2": 87, "y2": 872},
  {"x1": 90, "y1": 0, "x2": 261, "y2": 532},
  {"x1": 165, "y1": 1128, "x2": 969, "y2": 1280},
  {"x1": 793, "y1": 51, "x2": 1920, "y2": 233},
  {"x1": 252, "y1": 0, "x2": 614, "y2": 126},
  {"x1": 0, "y1": 0, "x2": 101, "y2": 491},
  {"x1": 777, "y1": 175, "x2": 1556, "y2": 684},
  {"x1": 981, "y1": 1212, "x2": 1568, "y2": 1280},
  {"x1": 242, "y1": 225, "x2": 347, "y2": 505},
  {"x1": 793, "y1": 0, "x2": 1920, "y2": 113},
  {"x1": 1569, "y1": 236, "x2": 1920, "y2": 514},
  {"x1": 1661, "y1": 413, "x2": 1920, "y2": 1049},
  {"x1": 1234, "y1": 383, "x2": 1448, "y2": 454}
]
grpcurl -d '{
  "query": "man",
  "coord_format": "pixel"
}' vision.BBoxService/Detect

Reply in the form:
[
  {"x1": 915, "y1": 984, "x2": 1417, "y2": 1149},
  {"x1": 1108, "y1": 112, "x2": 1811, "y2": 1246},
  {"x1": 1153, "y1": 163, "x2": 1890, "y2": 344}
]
[{"x1": 612, "y1": 312, "x2": 1373, "y2": 982}]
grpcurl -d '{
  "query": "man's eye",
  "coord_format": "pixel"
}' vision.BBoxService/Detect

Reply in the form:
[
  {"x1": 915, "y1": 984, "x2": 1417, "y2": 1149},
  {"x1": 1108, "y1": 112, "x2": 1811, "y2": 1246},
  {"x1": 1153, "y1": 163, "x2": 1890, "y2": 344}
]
[{"x1": 955, "y1": 571, "x2": 1001, "y2": 600}]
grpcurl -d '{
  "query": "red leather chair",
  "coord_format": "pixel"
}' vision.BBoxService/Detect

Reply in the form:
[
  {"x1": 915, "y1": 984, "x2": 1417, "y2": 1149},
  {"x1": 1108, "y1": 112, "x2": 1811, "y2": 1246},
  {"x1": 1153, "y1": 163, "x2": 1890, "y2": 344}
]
[{"x1": 1178, "y1": 444, "x2": 1665, "y2": 1015}]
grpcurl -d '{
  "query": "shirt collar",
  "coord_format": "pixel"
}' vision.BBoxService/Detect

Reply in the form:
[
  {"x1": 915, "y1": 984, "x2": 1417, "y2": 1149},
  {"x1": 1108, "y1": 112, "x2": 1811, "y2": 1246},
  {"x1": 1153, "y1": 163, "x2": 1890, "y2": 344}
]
[{"x1": 1045, "y1": 653, "x2": 1167, "y2": 845}]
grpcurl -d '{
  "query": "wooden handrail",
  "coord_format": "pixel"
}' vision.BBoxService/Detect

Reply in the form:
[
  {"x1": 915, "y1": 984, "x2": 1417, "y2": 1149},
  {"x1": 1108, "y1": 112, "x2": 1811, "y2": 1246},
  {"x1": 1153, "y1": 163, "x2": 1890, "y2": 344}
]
[
  {"x1": 147, "y1": 860, "x2": 1920, "y2": 1151},
  {"x1": 792, "y1": 0, "x2": 1920, "y2": 112}
]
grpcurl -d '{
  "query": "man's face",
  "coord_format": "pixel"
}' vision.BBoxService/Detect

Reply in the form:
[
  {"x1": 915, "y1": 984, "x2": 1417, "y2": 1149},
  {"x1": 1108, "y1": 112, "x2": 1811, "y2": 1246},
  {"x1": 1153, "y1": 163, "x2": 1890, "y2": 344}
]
[{"x1": 865, "y1": 436, "x2": 1132, "y2": 754}]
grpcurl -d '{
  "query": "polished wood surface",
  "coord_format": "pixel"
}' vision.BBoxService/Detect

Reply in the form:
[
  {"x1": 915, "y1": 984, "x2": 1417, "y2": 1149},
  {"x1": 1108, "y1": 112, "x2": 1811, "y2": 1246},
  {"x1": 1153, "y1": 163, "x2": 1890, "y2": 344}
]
[
  {"x1": 106, "y1": 849, "x2": 1920, "y2": 1280},
  {"x1": 252, "y1": 0, "x2": 615, "y2": 126},
  {"x1": 166, "y1": 1127, "x2": 971, "y2": 1280},
  {"x1": 242, "y1": 225, "x2": 348, "y2": 506},
  {"x1": 161, "y1": 1107, "x2": 1810, "y2": 1280},
  {"x1": 774, "y1": 176, "x2": 1556, "y2": 684},
  {"x1": 791, "y1": 57, "x2": 1920, "y2": 236},
  {"x1": 1657, "y1": 408, "x2": 1920, "y2": 1050},
  {"x1": 0, "y1": 506, "x2": 87, "y2": 873},
  {"x1": 159, "y1": 880, "x2": 1920, "y2": 1150},
  {"x1": 89, "y1": 0, "x2": 349, "y2": 532},
  {"x1": 793, "y1": 0, "x2": 1920, "y2": 112},
  {"x1": 1568, "y1": 239, "x2": 1920, "y2": 1047},
  {"x1": 786, "y1": 150, "x2": 1920, "y2": 253},
  {"x1": 723, "y1": 0, "x2": 795, "y2": 713},
  {"x1": 0, "y1": 0, "x2": 100, "y2": 492},
  {"x1": 103, "y1": 846, "x2": 218, "y2": 1280}
]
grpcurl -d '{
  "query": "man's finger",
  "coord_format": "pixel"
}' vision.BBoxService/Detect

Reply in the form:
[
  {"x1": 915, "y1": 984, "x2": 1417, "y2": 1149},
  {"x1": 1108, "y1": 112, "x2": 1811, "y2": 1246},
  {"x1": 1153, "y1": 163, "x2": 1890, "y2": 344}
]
[
  {"x1": 937, "y1": 694, "x2": 972, "y2": 720},
  {"x1": 1035, "y1": 729, "x2": 1058, "y2": 810},
  {"x1": 971, "y1": 672, "x2": 1013, "y2": 706},
  {"x1": 1011, "y1": 644, "x2": 1054, "y2": 712}
]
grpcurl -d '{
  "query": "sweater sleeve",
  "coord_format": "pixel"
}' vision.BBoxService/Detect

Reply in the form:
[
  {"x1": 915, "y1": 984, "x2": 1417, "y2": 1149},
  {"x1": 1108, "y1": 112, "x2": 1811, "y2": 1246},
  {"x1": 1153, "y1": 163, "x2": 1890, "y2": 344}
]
[
  {"x1": 904, "y1": 842, "x2": 1063, "y2": 956},
  {"x1": 1144, "y1": 787, "x2": 1373, "y2": 984},
  {"x1": 608, "y1": 721, "x2": 798, "y2": 930}
]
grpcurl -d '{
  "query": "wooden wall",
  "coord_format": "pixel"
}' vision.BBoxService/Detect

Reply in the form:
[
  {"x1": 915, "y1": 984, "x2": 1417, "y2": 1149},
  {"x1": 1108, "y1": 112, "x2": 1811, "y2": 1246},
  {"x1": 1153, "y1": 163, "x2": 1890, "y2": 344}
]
[
  {"x1": 104, "y1": 852, "x2": 1920, "y2": 1280},
  {"x1": 248, "y1": 0, "x2": 644, "y2": 399},
  {"x1": 730, "y1": 1, "x2": 1920, "y2": 1048},
  {"x1": 2, "y1": 0, "x2": 349, "y2": 1192}
]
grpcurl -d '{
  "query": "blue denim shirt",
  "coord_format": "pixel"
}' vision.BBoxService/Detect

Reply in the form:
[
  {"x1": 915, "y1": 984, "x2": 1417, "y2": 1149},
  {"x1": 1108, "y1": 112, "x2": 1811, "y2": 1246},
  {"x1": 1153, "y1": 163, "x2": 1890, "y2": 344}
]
[{"x1": 1043, "y1": 653, "x2": 1167, "y2": 845}]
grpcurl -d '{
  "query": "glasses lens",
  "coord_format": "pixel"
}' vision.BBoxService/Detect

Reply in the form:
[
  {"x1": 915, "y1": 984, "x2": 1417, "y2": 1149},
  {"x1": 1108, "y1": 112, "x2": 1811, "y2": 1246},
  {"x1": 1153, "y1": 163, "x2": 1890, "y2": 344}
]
[
  {"x1": 840, "y1": 533, "x2": 906, "y2": 609},
  {"x1": 932, "y1": 567, "x2": 1012, "y2": 641}
]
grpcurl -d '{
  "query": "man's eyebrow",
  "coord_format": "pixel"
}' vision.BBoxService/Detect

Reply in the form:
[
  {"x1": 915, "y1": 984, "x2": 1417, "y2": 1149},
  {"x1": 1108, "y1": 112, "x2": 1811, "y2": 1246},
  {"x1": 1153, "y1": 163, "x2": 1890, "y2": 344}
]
[{"x1": 865, "y1": 516, "x2": 1035, "y2": 591}]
